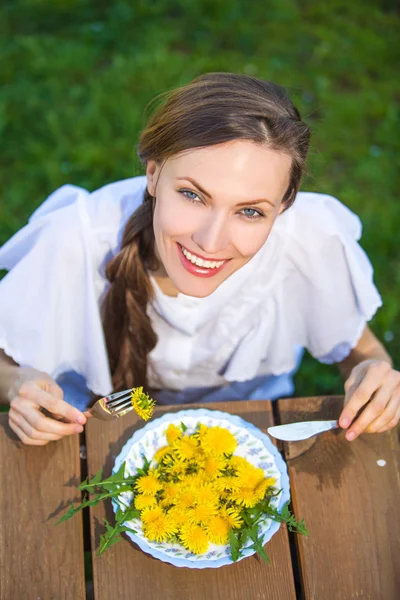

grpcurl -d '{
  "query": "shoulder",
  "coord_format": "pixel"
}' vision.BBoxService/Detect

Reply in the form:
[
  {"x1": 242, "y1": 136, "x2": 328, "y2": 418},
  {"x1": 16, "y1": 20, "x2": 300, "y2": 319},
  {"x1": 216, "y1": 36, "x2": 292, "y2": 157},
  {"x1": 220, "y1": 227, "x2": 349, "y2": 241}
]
[
  {"x1": 251, "y1": 190, "x2": 367, "y2": 292},
  {"x1": 286, "y1": 191, "x2": 362, "y2": 242},
  {"x1": 0, "y1": 177, "x2": 146, "y2": 272},
  {"x1": 84, "y1": 176, "x2": 147, "y2": 233}
]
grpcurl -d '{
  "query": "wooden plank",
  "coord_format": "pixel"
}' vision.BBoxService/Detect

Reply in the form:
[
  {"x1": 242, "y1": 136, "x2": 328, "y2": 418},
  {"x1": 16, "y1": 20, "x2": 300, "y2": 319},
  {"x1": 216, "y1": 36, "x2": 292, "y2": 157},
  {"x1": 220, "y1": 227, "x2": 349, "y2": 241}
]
[
  {"x1": 0, "y1": 414, "x2": 86, "y2": 600},
  {"x1": 277, "y1": 396, "x2": 400, "y2": 600},
  {"x1": 86, "y1": 400, "x2": 296, "y2": 600}
]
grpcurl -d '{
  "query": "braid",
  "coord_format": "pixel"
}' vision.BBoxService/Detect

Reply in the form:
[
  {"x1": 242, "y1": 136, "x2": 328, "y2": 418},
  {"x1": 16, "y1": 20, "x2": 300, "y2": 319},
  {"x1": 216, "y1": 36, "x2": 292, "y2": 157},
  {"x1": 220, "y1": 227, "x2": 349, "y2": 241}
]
[{"x1": 102, "y1": 189, "x2": 158, "y2": 392}]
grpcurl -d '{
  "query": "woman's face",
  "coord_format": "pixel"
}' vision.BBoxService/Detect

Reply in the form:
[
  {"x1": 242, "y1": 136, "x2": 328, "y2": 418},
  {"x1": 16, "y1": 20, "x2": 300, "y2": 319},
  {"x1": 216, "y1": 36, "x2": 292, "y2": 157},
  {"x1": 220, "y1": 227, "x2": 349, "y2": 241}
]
[{"x1": 147, "y1": 140, "x2": 292, "y2": 298}]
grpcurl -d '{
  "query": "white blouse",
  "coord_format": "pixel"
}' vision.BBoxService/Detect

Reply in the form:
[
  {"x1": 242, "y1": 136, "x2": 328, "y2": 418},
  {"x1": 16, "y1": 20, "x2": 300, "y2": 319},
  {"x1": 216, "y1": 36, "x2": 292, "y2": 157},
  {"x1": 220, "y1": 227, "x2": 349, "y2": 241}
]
[{"x1": 0, "y1": 177, "x2": 382, "y2": 403}]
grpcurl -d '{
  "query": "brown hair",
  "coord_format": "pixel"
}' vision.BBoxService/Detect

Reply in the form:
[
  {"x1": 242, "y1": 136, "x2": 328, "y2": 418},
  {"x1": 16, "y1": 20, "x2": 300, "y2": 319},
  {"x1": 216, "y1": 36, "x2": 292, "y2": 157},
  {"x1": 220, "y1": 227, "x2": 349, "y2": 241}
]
[{"x1": 102, "y1": 72, "x2": 311, "y2": 392}]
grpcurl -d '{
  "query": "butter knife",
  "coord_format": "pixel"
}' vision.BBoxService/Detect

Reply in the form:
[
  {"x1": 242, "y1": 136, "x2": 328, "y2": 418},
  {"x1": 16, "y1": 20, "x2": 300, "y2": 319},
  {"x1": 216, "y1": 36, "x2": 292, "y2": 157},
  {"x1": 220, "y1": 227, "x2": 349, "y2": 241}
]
[{"x1": 267, "y1": 420, "x2": 339, "y2": 441}]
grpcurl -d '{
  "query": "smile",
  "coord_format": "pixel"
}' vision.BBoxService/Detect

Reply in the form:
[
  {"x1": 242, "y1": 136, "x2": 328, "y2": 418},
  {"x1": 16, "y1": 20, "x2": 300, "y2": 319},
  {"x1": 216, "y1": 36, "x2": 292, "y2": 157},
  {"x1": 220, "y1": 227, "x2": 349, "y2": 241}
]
[{"x1": 177, "y1": 244, "x2": 230, "y2": 277}]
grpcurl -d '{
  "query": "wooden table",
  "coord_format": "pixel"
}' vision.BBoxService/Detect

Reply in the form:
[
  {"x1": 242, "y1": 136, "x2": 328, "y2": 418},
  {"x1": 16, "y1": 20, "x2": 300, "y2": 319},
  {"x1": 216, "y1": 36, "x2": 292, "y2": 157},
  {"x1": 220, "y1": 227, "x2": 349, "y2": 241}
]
[{"x1": 1, "y1": 397, "x2": 399, "y2": 600}]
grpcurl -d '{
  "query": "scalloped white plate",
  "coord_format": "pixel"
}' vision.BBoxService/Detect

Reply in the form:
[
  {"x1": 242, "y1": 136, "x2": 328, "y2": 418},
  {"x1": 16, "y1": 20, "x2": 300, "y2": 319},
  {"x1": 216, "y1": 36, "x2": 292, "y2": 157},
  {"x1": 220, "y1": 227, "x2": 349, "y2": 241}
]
[{"x1": 112, "y1": 408, "x2": 290, "y2": 568}]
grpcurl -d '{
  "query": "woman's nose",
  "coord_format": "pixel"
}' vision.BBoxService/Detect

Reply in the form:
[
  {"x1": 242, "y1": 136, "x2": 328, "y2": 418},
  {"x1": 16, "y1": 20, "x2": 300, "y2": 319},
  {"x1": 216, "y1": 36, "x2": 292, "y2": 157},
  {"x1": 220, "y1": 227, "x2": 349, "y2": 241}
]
[{"x1": 192, "y1": 212, "x2": 230, "y2": 256}]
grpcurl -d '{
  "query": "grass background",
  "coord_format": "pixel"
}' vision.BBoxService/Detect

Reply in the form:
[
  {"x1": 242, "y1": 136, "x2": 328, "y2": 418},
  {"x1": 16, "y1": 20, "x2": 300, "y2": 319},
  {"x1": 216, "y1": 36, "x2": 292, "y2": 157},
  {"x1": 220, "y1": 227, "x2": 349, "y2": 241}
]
[{"x1": 1, "y1": 0, "x2": 399, "y2": 397}]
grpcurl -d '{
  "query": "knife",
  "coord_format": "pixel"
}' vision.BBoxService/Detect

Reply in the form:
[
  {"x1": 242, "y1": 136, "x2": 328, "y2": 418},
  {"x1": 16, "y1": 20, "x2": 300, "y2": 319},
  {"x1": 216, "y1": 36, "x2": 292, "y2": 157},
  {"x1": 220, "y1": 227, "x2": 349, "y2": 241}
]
[{"x1": 267, "y1": 420, "x2": 339, "y2": 441}]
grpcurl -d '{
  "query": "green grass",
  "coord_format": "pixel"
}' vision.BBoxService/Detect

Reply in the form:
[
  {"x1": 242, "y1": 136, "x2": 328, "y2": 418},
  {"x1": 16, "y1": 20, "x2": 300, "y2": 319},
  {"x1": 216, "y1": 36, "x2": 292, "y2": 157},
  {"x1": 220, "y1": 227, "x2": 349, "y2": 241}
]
[{"x1": 1, "y1": 0, "x2": 399, "y2": 396}]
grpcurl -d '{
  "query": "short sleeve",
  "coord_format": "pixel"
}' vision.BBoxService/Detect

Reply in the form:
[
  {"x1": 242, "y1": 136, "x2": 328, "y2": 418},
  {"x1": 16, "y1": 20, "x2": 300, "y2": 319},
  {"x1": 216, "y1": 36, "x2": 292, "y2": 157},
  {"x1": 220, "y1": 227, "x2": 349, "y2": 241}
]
[
  {"x1": 0, "y1": 185, "x2": 113, "y2": 395},
  {"x1": 288, "y1": 193, "x2": 383, "y2": 364}
]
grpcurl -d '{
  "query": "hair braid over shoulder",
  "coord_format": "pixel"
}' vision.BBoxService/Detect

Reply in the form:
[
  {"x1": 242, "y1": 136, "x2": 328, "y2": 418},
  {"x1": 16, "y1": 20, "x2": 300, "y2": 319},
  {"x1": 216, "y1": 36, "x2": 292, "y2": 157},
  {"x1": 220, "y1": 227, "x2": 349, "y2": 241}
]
[{"x1": 102, "y1": 189, "x2": 158, "y2": 392}]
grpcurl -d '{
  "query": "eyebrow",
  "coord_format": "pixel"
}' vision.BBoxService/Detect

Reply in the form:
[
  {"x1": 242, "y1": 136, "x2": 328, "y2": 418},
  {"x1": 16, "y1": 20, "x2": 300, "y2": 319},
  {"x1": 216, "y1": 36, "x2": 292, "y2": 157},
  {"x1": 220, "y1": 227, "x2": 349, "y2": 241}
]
[{"x1": 176, "y1": 177, "x2": 276, "y2": 208}]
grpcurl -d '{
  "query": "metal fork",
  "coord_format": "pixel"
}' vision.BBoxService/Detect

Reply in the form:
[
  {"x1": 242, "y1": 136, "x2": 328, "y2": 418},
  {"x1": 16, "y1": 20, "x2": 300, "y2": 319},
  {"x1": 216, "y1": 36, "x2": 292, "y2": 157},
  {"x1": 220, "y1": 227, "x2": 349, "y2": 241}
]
[{"x1": 88, "y1": 389, "x2": 133, "y2": 421}]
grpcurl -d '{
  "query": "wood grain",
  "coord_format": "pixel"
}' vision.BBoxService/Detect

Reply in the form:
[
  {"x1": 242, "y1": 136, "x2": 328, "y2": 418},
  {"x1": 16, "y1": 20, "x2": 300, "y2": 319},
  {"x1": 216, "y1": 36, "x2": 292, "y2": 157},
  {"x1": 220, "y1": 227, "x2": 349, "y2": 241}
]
[
  {"x1": 277, "y1": 396, "x2": 400, "y2": 600},
  {"x1": 0, "y1": 414, "x2": 86, "y2": 600},
  {"x1": 86, "y1": 400, "x2": 296, "y2": 600}
]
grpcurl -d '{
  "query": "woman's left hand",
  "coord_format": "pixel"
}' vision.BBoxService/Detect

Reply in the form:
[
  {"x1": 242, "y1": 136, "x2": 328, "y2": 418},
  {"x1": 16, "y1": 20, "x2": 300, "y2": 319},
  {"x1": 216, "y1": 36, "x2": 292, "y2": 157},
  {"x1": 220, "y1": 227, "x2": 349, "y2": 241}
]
[{"x1": 339, "y1": 359, "x2": 400, "y2": 441}]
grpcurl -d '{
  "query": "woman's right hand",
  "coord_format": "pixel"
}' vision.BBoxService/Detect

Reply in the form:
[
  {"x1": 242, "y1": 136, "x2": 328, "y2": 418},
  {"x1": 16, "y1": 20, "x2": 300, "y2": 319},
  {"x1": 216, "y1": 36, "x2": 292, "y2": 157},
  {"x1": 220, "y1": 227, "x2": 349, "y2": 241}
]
[{"x1": 8, "y1": 367, "x2": 87, "y2": 445}]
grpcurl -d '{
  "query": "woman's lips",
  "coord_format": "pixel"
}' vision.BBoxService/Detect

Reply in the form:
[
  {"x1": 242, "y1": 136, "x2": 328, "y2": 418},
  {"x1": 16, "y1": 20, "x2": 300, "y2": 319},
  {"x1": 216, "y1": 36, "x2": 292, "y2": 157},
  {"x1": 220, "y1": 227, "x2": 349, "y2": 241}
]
[{"x1": 177, "y1": 243, "x2": 230, "y2": 278}]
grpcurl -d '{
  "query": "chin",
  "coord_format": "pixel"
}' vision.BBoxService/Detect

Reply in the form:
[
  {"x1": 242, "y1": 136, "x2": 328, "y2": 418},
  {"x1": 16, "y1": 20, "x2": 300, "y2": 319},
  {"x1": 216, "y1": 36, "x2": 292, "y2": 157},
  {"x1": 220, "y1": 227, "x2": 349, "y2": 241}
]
[{"x1": 171, "y1": 274, "x2": 222, "y2": 298}]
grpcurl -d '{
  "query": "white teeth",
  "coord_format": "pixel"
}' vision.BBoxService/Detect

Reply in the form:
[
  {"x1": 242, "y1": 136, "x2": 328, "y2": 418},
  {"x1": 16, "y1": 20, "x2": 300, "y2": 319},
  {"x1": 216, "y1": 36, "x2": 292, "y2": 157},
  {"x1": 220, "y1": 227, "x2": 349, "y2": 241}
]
[{"x1": 181, "y1": 245, "x2": 224, "y2": 269}]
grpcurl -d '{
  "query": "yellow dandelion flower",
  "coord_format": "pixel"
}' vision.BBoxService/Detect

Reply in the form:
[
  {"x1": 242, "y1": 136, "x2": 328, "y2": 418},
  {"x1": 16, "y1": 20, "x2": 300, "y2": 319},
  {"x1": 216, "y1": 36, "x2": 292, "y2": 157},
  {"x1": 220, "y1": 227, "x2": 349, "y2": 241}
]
[
  {"x1": 134, "y1": 494, "x2": 158, "y2": 510},
  {"x1": 143, "y1": 513, "x2": 178, "y2": 542},
  {"x1": 254, "y1": 477, "x2": 277, "y2": 502},
  {"x1": 135, "y1": 471, "x2": 162, "y2": 495},
  {"x1": 231, "y1": 487, "x2": 259, "y2": 508},
  {"x1": 253, "y1": 479, "x2": 268, "y2": 502},
  {"x1": 174, "y1": 436, "x2": 199, "y2": 461},
  {"x1": 176, "y1": 486, "x2": 198, "y2": 510},
  {"x1": 130, "y1": 387, "x2": 156, "y2": 421},
  {"x1": 166, "y1": 464, "x2": 186, "y2": 480},
  {"x1": 140, "y1": 505, "x2": 164, "y2": 525},
  {"x1": 205, "y1": 515, "x2": 230, "y2": 545},
  {"x1": 204, "y1": 455, "x2": 227, "y2": 477},
  {"x1": 193, "y1": 423, "x2": 210, "y2": 442},
  {"x1": 213, "y1": 475, "x2": 241, "y2": 493},
  {"x1": 153, "y1": 445, "x2": 171, "y2": 463},
  {"x1": 200, "y1": 426, "x2": 237, "y2": 456},
  {"x1": 180, "y1": 523, "x2": 210, "y2": 555},
  {"x1": 187, "y1": 504, "x2": 217, "y2": 525},
  {"x1": 165, "y1": 424, "x2": 182, "y2": 445},
  {"x1": 184, "y1": 472, "x2": 208, "y2": 488},
  {"x1": 196, "y1": 485, "x2": 220, "y2": 508},
  {"x1": 264, "y1": 476, "x2": 277, "y2": 488},
  {"x1": 229, "y1": 455, "x2": 250, "y2": 472},
  {"x1": 161, "y1": 482, "x2": 181, "y2": 504},
  {"x1": 219, "y1": 506, "x2": 243, "y2": 529},
  {"x1": 236, "y1": 466, "x2": 265, "y2": 489},
  {"x1": 163, "y1": 457, "x2": 186, "y2": 480},
  {"x1": 167, "y1": 507, "x2": 188, "y2": 528}
]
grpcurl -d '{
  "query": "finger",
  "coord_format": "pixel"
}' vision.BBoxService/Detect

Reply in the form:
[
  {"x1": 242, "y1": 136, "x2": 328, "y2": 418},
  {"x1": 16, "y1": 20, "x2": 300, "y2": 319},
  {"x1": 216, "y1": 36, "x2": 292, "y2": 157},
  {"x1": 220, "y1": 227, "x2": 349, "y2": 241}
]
[
  {"x1": 83, "y1": 410, "x2": 93, "y2": 419},
  {"x1": 39, "y1": 379, "x2": 64, "y2": 400},
  {"x1": 14, "y1": 399, "x2": 84, "y2": 437},
  {"x1": 339, "y1": 368, "x2": 383, "y2": 429},
  {"x1": 376, "y1": 403, "x2": 400, "y2": 433},
  {"x1": 345, "y1": 386, "x2": 391, "y2": 441},
  {"x1": 40, "y1": 408, "x2": 69, "y2": 423},
  {"x1": 47, "y1": 381, "x2": 64, "y2": 398},
  {"x1": 19, "y1": 382, "x2": 87, "y2": 425},
  {"x1": 9, "y1": 411, "x2": 64, "y2": 442},
  {"x1": 365, "y1": 387, "x2": 400, "y2": 433},
  {"x1": 9, "y1": 416, "x2": 49, "y2": 446}
]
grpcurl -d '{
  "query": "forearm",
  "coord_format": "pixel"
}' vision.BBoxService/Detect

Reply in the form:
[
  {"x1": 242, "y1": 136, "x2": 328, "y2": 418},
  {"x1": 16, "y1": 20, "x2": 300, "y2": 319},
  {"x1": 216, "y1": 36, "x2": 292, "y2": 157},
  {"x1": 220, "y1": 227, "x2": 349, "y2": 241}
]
[
  {"x1": 338, "y1": 325, "x2": 392, "y2": 381},
  {"x1": 0, "y1": 349, "x2": 20, "y2": 404}
]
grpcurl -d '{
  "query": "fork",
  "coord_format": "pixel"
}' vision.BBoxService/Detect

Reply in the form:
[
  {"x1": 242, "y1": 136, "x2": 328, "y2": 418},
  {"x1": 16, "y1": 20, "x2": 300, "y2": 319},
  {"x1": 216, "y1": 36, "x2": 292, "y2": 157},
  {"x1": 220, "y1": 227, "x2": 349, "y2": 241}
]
[{"x1": 87, "y1": 389, "x2": 134, "y2": 421}]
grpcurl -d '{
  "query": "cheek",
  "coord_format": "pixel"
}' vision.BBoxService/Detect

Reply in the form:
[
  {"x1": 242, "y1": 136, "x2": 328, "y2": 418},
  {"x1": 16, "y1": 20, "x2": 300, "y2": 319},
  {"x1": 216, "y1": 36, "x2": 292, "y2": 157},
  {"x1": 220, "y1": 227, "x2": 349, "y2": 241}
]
[
  {"x1": 153, "y1": 195, "x2": 181, "y2": 242},
  {"x1": 231, "y1": 220, "x2": 274, "y2": 258},
  {"x1": 154, "y1": 194, "x2": 199, "y2": 241}
]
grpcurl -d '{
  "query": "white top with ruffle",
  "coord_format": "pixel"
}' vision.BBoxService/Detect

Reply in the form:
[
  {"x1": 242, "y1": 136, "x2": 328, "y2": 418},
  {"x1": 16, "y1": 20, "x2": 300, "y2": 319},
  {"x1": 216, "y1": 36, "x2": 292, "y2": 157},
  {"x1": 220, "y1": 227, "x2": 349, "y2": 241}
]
[{"x1": 0, "y1": 176, "x2": 382, "y2": 397}]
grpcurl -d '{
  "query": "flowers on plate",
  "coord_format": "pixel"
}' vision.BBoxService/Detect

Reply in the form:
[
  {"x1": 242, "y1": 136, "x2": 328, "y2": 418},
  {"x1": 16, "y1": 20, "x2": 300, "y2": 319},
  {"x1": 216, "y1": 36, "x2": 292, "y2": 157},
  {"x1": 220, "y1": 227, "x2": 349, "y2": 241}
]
[
  {"x1": 56, "y1": 415, "x2": 308, "y2": 562},
  {"x1": 133, "y1": 423, "x2": 277, "y2": 555}
]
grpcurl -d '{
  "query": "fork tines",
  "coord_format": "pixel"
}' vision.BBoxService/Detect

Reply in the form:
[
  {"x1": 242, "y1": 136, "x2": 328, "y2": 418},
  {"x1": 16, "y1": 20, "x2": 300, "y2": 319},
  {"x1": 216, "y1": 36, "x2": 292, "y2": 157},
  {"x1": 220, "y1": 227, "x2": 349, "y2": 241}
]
[{"x1": 105, "y1": 389, "x2": 133, "y2": 412}]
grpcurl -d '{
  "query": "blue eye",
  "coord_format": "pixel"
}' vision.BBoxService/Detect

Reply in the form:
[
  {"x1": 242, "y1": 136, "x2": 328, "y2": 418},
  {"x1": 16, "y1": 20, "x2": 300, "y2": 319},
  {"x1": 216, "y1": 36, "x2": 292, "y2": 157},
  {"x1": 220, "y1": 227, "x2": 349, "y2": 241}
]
[
  {"x1": 240, "y1": 207, "x2": 264, "y2": 220},
  {"x1": 180, "y1": 189, "x2": 201, "y2": 202}
]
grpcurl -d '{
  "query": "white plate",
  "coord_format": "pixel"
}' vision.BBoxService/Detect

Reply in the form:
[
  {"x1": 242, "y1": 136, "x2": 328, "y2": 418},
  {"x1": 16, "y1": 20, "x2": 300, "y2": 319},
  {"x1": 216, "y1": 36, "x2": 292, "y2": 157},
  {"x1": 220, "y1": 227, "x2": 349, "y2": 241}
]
[{"x1": 112, "y1": 408, "x2": 290, "y2": 569}]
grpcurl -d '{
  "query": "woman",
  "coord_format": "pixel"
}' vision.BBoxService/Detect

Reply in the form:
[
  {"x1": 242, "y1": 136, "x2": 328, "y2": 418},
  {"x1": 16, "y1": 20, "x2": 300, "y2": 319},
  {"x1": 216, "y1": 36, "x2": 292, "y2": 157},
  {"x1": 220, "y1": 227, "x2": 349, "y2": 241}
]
[{"x1": 0, "y1": 73, "x2": 398, "y2": 445}]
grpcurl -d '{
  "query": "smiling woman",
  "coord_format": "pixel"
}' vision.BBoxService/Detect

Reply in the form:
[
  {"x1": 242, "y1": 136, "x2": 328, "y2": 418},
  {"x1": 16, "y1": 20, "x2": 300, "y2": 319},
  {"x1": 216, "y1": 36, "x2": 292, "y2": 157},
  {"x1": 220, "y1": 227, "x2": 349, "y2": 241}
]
[
  {"x1": 0, "y1": 72, "x2": 399, "y2": 446},
  {"x1": 148, "y1": 141, "x2": 291, "y2": 297}
]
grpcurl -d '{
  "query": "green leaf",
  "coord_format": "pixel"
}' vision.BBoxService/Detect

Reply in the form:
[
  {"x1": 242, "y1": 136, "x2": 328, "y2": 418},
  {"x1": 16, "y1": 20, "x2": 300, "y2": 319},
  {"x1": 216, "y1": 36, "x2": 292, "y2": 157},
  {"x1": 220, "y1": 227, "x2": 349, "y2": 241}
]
[
  {"x1": 118, "y1": 525, "x2": 137, "y2": 535},
  {"x1": 78, "y1": 468, "x2": 103, "y2": 491},
  {"x1": 96, "y1": 518, "x2": 137, "y2": 556},
  {"x1": 229, "y1": 530, "x2": 241, "y2": 562},
  {"x1": 252, "y1": 536, "x2": 270, "y2": 564},
  {"x1": 257, "y1": 545, "x2": 270, "y2": 564},
  {"x1": 56, "y1": 503, "x2": 80, "y2": 524},
  {"x1": 180, "y1": 421, "x2": 188, "y2": 432}
]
